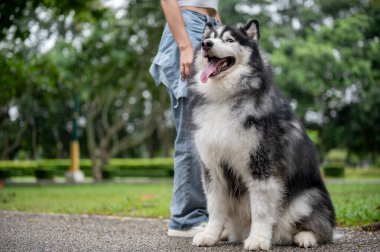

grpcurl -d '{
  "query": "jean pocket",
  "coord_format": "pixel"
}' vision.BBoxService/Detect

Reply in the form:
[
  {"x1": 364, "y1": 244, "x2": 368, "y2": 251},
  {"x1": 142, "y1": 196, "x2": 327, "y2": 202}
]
[{"x1": 150, "y1": 52, "x2": 178, "y2": 87}]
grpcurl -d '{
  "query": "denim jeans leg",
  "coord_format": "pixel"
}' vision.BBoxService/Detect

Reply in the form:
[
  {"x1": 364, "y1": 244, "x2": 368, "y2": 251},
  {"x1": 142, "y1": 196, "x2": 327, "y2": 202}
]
[{"x1": 167, "y1": 88, "x2": 208, "y2": 230}]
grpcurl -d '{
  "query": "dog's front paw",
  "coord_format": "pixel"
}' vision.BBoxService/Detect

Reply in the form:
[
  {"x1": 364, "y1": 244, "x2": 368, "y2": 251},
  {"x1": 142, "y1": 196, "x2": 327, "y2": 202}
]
[
  {"x1": 193, "y1": 231, "x2": 219, "y2": 246},
  {"x1": 293, "y1": 231, "x2": 317, "y2": 248},
  {"x1": 244, "y1": 235, "x2": 271, "y2": 251}
]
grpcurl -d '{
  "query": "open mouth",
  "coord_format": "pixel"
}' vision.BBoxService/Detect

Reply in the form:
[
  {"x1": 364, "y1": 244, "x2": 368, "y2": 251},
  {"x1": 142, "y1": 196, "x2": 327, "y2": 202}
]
[{"x1": 200, "y1": 55, "x2": 236, "y2": 83}]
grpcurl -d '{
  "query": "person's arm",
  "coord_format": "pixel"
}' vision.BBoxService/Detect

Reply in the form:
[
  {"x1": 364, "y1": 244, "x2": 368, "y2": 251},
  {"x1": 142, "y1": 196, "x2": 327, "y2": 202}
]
[{"x1": 160, "y1": 0, "x2": 193, "y2": 80}]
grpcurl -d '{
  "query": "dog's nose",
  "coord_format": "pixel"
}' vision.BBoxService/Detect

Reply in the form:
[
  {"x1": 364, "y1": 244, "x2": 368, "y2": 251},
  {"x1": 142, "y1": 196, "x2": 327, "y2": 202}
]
[{"x1": 201, "y1": 40, "x2": 214, "y2": 51}]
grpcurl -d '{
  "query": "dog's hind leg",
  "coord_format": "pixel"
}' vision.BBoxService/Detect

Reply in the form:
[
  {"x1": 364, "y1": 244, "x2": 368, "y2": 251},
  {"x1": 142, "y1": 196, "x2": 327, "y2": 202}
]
[
  {"x1": 272, "y1": 189, "x2": 317, "y2": 246},
  {"x1": 290, "y1": 190, "x2": 334, "y2": 247},
  {"x1": 293, "y1": 210, "x2": 334, "y2": 246},
  {"x1": 293, "y1": 231, "x2": 317, "y2": 248}
]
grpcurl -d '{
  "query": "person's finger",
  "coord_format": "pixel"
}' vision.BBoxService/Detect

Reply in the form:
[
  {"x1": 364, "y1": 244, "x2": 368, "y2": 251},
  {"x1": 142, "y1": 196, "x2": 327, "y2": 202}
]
[
  {"x1": 180, "y1": 64, "x2": 185, "y2": 80},
  {"x1": 184, "y1": 63, "x2": 191, "y2": 79}
]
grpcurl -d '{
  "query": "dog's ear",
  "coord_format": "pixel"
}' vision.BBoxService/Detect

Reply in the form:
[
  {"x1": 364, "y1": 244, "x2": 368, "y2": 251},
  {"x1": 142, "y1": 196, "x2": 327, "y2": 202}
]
[
  {"x1": 202, "y1": 23, "x2": 214, "y2": 39},
  {"x1": 244, "y1": 19, "x2": 260, "y2": 40}
]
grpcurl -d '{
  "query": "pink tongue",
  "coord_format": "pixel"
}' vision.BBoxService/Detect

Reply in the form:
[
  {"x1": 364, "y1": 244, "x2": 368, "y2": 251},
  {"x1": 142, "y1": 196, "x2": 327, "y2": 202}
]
[
  {"x1": 200, "y1": 64, "x2": 216, "y2": 83},
  {"x1": 200, "y1": 59, "x2": 226, "y2": 84}
]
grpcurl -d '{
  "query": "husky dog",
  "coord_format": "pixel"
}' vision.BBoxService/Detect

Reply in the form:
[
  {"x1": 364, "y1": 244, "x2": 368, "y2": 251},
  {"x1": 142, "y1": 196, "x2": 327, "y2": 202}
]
[{"x1": 189, "y1": 20, "x2": 335, "y2": 250}]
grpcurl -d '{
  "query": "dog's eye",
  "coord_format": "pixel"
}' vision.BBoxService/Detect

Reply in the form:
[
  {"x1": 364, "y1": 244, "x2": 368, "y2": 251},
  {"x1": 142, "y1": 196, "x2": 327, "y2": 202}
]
[{"x1": 226, "y1": 38, "x2": 235, "y2": 43}]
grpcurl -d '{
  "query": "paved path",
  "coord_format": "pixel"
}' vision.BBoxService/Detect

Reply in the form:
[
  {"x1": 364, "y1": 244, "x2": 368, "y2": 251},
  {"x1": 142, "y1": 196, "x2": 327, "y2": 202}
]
[{"x1": 0, "y1": 211, "x2": 379, "y2": 252}]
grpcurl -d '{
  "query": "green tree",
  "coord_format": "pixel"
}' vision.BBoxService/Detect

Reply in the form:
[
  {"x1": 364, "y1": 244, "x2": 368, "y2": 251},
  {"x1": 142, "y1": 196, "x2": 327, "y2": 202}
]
[
  {"x1": 58, "y1": 1, "x2": 172, "y2": 180},
  {"x1": 0, "y1": 0, "x2": 102, "y2": 159},
  {"x1": 221, "y1": 0, "x2": 380, "y2": 158},
  {"x1": 0, "y1": 0, "x2": 174, "y2": 181}
]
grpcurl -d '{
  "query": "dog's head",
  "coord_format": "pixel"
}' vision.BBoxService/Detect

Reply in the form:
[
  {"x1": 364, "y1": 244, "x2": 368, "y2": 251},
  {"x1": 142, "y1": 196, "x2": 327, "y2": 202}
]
[{"x1": 194, "y1": 20, "x2": 261, "y2": 84}]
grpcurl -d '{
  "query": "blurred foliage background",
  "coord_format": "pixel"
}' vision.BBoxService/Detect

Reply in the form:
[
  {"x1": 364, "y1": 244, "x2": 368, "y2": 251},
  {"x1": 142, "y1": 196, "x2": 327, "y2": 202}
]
[{"x1": 0, "y1": 0, "x2": 379, "y2": 179}]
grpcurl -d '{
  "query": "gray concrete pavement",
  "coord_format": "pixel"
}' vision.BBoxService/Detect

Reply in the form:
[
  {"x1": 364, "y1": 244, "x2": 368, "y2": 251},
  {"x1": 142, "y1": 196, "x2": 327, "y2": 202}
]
[{"x1": 0, "y1": 211, "x2": 379, "y2": 252}]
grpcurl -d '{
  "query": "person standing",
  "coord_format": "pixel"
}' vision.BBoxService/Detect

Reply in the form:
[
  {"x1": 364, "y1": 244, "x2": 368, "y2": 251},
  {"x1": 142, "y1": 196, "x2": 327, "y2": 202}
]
[{"x1": 149, "y1": 0, "x2": 220, "y2": 237}]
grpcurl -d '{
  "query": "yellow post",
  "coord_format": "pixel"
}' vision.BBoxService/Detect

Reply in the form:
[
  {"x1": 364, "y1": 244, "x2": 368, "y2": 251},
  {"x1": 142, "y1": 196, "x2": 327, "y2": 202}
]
[
  {"x1": 66, "y1": 140, "x2": 84, "y2": 183},
  {"x1": 69, "y1": 140, "x2": 80, "y2": 172},
  {"x1": 66, "y1": 95, "x2": 84, "y2": 183}
]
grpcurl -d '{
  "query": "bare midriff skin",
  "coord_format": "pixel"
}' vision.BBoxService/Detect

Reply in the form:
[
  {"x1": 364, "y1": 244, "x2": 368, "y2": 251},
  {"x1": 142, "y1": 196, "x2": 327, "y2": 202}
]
[{"x1": 180, "y1": 6, "x2": 220, "y2": 21}]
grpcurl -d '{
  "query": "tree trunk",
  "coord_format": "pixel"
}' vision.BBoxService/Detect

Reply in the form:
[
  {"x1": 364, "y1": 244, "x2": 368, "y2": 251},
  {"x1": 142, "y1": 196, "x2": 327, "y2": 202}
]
[
  {"x1": 31, "y1": 118, "x2": 37, "y2": 159},
  {"x1": 91, "y1": 150, "x2": 109, "y2": 182},
  {"x1": 1, "y1": 121, "x2": 28, "y2": 159},
  {"x1": 86, "y1": 111, "x2": 102, "y2": 181},
  {"x1": 92, "y1": 161, "x2": 103, "y2": 182},
  {"x1": 1, "y1": 140, "x2": 10, "y2": 160}
]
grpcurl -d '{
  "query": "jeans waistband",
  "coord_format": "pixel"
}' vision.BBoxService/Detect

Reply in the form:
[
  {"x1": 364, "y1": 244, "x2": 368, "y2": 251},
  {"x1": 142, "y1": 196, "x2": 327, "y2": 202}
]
[{"x1": 182, "y1": 9, "x2": 219, "y2": 25}]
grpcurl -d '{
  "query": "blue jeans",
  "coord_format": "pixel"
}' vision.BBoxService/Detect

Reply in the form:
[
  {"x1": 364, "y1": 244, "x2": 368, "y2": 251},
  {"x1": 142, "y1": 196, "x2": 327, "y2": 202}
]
[
  {"x1": 149, "y1": 10, "x2": 219, "y2": 230},
  {"x1": 167, "y1": 88, "x2": 208, "y2": 229}
]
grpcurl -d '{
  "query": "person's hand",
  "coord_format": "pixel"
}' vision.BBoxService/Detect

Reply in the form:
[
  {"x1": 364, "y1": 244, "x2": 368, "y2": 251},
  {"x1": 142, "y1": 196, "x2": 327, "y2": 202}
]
[{"x1": 179, "y1": 45, "x2": 193, "y2": 80}]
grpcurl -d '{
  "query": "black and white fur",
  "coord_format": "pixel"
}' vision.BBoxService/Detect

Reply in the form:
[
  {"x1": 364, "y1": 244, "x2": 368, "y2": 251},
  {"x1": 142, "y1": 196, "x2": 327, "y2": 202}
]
[{"x1": 189, "y1": 20, "x2": 335, "y2": 250}]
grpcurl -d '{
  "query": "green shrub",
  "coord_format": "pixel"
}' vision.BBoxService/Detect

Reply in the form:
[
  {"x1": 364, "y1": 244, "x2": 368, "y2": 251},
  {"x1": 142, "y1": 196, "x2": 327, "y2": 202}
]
[
  {"x1": 0, "y1": 161, "x2": 36, "y2": 177},
  {"x1": 324, "y1": 164, "x2": 345, "y2": 178},
  {"x1": 0, "y1": 160, "x2": 37, "y2": 169},
  {"x1": 326, "y1": 149, "x2": 347, "y2": 164},
  {"x1": 105, "y1": 158, "x2": 174, "y2": 178},
  {"x1": 102, "y1": 170, "x2": 114, "y2": 180},
  {"x1": 113, "y1": 168, "x2": 171, "y2": 177},
  {"x1": 34, "y1": 169, "x2": 55, "y2": 180},
  {"x1": 0, "y1": 169, "x2": 12, "y2": 180},
  {"x1": 109, "y1": 158, "x2": 173, "y2": 170},
  {"x1": 0, "y1": 158, "x2": 174, "y2": 178}
]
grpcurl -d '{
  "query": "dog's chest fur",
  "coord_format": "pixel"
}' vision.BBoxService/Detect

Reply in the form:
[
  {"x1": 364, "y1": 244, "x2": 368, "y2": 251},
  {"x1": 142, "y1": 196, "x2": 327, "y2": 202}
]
[{"x1": 193, "y1": 101, "x2": 260, "y2": 174}]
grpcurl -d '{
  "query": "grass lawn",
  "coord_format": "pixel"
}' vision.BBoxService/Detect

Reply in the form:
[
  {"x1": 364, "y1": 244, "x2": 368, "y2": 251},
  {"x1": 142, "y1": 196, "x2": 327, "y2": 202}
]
[
  {"x1": 0, "y1": 183, "x2": 172, "y2": 218},
  {"x1": 344, "y1": 167, "x2": 380, "y2": 179},
  {"x1": 0, "y1": 180, "x2": 379, "y2": 227},
  {"x1": 326, "y1": 182, "x2": 380, "y2": 226}
]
